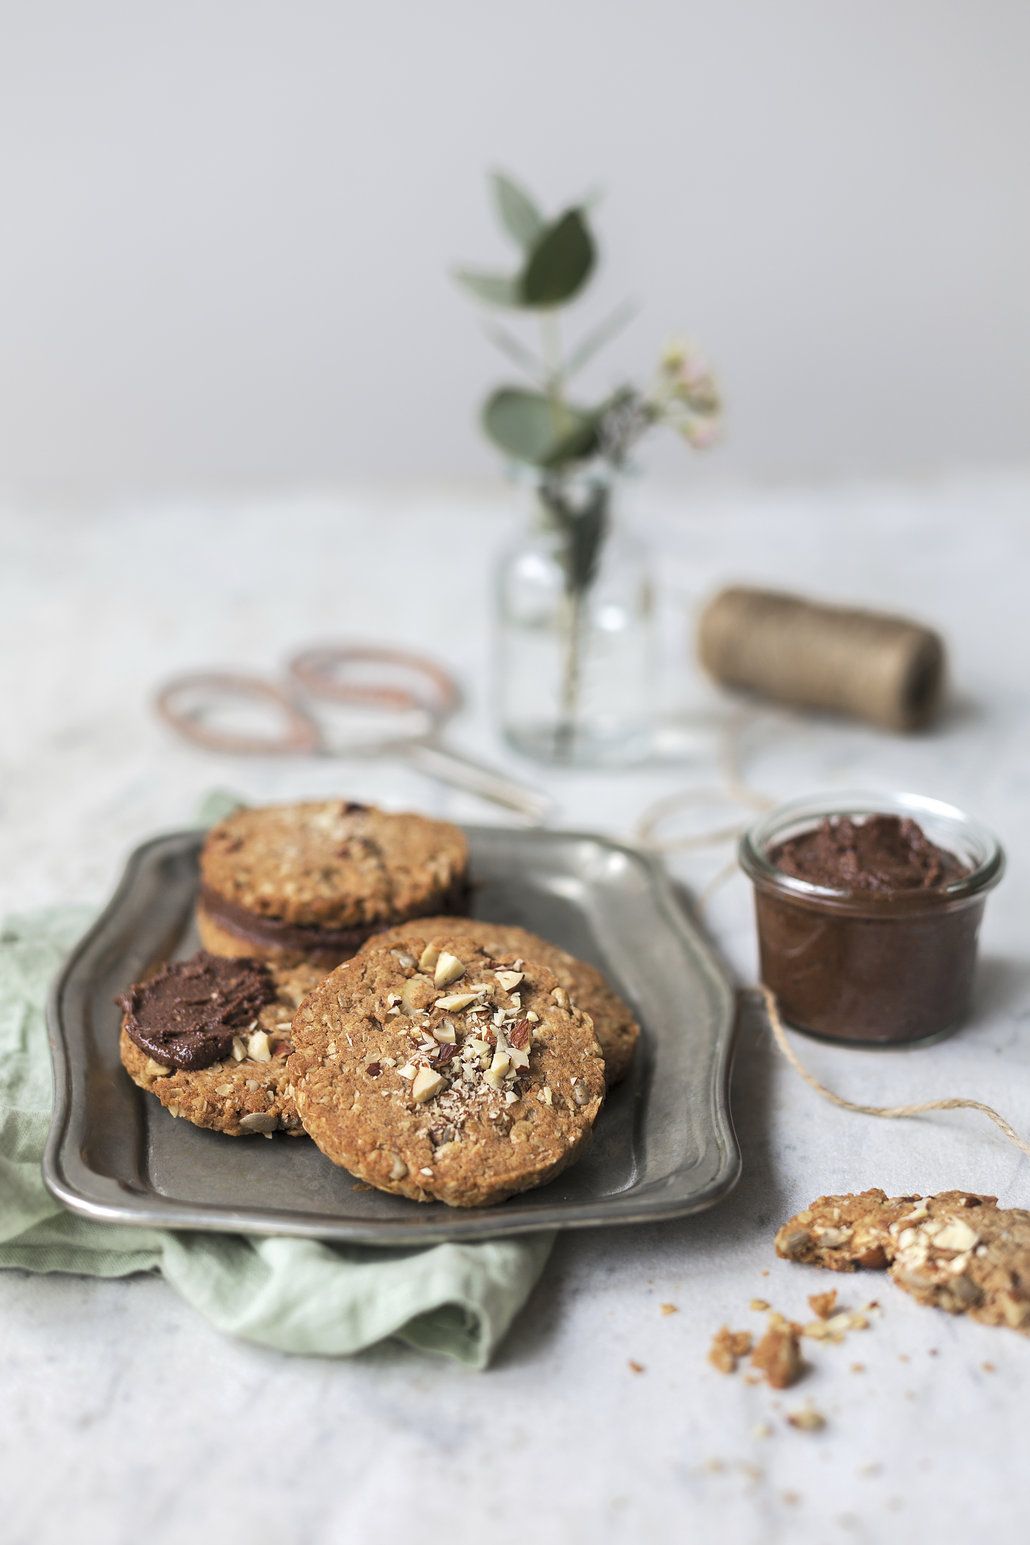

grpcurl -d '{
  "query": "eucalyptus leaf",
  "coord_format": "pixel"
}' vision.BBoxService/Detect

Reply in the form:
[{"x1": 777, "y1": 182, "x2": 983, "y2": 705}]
[
  {"x1": 452, "y1": 268, "x2": 520, "y2": 308},
  {"x1": 564, "y1": 299, "x2": 638, "y2": 378},
  {"x1": 520, "y1": 209, "x2": 595, "y2": 309},
  {"x1": 491, "y1": 171, "x2": 544, "y2": 248},
  {"x1": 482, "y1": 387, "x2": 600, "y2": 468}
]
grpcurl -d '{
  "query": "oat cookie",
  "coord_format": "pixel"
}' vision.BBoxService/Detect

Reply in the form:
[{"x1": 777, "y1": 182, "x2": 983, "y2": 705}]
[
  {"x1": 776, "y1": 1188, "x2": 1030, "y2": 1334},
  {"x1": 119, "y1": 952, "x2": 323, "y2": 1137},
  {"x1": 364, "y1": 917, "x2": 639, "y2": 1085},
  {"x1": 289, "y1": 935, "x2": 606, "y2": 1206},
  {"x1": 197, "y1": 800, "x2": 469, "y2": 968}
]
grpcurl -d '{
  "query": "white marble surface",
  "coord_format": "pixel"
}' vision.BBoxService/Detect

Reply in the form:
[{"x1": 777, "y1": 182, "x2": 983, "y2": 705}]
[{"x1": 3, "y1": 473, "x2": 1030, "y2": 1545}]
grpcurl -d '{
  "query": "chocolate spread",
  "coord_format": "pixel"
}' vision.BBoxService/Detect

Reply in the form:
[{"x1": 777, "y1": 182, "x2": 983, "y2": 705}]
[
  {"x1": 770, "y1": 815, "x2": 968, "y2": 894},
  {"x1": 199, "y1": 877, "x2": 472, "y2": 965},
  {"x1": 117, "y1": 951, "x2": 276, "y2": 1070},
  {"x1": 746, "y1": 812, "x2": 986, "y2": 1044}
]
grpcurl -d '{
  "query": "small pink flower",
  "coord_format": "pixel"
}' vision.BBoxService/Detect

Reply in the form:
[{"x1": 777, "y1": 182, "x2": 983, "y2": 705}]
[{"x1": 679, "y1": 413, "x2": 721, "y2": 449}]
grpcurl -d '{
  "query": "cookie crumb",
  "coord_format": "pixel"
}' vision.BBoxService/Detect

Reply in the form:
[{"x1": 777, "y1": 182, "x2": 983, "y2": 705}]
[
  {"x1": 850, "y1": 1362, "x2": 866, "y2": 1374},
  {"x1": 750, "y1": 1297, "x2": 770, "y2": 1311},
  {"x1": 982, "y1": 1360, "x2": 996, "y2": 1373},
  {"x1": 708, "y1": 1325, "x2": 753, "y2": 1374},
  {"x1": 751, "y1": 1313, "x2": 804, "y2": 1389},
  {"x1": 786, "y1": 1405, "x2": 826, "y2": 1433},
  {"x1": 628, "y1": 1359, "x2": 645, "y2": 1374},
  {"x1": 660, "y1": 1302, "x2": 678, "y2": 1316},
  {"x1": 808, "y1": 1289, "x2": 838, "y2": 1319},
  {"x1": 752, "y1": 1422, "x2": 774, "y2": 1440}
]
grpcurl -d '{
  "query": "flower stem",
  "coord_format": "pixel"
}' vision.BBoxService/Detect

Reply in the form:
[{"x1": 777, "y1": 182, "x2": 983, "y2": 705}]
[
  {"x1": 540, "y1": 312, "x2": 564, "y2": 433},
  {"x1": 554, "y1": 584, "x2": 584, "y2": 762}
]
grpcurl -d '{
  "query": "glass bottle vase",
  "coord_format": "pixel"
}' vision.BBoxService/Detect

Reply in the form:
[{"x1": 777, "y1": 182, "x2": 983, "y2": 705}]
[{"x1": 494, "y1": 474, "x2": 656, "y2": 767}]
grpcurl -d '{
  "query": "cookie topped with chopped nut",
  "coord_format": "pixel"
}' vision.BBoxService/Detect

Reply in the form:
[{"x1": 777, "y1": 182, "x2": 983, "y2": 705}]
[
  {"x1": 776, "y1": 1188, "x2": 1030, "y2": 1335},
  {"x1": 363, "y1": 917, "x2": 640, "y2": 1086},
  {"x1": 197, "y1": 800, "x2": 469, "y2": 968},
  {"x1": 119, "y1": 952, "x2": 324, "y2": 1137},
  {"x1": 288, "y1": 935, "x2": 606, "y2": 1207}
]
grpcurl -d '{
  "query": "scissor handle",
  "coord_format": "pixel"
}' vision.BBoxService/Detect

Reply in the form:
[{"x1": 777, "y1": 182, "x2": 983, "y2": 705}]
[
  {"x1": 154, "y1": 671, "x2": 324, "y2": 756},
  {"x1": 405, "y1": 739, "x2": 555, "y2": 825},
  {"x1": 288, "y1": 643, "x2": 461, "y2": 718}
]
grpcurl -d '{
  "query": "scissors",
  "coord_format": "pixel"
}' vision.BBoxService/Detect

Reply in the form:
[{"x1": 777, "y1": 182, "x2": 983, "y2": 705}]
[{"x1": 155, "y1": 643, "x2": 554, "y2": 825}]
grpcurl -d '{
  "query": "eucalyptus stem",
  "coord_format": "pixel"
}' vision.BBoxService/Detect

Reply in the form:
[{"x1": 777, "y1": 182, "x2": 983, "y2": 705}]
[
  {"x1": 540, "y1": 311, "x2": 564, "y2": 433},
  {"x1": 554, "y1": 583, "x2": 585, "y2": 762}
]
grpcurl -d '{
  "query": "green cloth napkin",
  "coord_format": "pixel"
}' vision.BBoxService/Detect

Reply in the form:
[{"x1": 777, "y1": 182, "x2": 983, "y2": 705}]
[{"x1": 0, "y1": 904, "x2": 553, "y2": 1367}]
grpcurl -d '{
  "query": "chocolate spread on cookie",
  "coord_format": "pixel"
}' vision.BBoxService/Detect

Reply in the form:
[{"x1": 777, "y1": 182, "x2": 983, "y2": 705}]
[
  {"x1": 770, "y1": 815, "x2": 968, "y2": 894},
  {"x1": 117, "y1": 952, "x2": 276, "y2": 1070},
  {"x1": 198, "y1": 877, "x2": 471, "y2": 964}
]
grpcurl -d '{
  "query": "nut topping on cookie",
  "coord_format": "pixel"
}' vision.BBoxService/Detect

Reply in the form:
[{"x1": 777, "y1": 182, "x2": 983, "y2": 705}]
[
  {"x1": 411, "y1": 1067, "x2": 447, "y2": 1103},
  {"x1": 435, "y1": 991, "x2": 478, "y2": 1012},
  {"x1": 433, "y1": 951, "x2": 466, "y2": 988},
  {"x1": 247, "y1": 1030, "x2": 272, "y2": 1063}
]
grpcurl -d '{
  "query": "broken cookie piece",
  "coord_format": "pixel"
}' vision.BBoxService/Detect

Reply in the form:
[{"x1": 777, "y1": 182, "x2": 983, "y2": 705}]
[
  {"x1": 775, "y1": 1188, "x2": 916, "y2": 1270},
  {"x1": 776, "y1": 1189, "x2": 1030, "y2": 1335},
  {"x1": 750, "y1": 1312, "x2": 805, "y2": 1388}
]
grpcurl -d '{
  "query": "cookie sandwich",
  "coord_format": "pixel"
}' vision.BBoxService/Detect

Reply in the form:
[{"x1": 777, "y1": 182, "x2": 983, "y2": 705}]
[
  {"x1": 197, "y1": 799, "x2": 469, "y2": 969},
  {"x1": 288, "y1": 934, "x2": 606, "y2": 1207},
  {"x1": 118, "y1": 950, "x2": 323, "y2": 1136},
  {"x1": 365, "y1": 917, "x2": 639, "y2": 1085}
]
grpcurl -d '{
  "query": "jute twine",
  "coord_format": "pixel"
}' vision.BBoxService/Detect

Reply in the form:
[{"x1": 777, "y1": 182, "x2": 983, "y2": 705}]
[
  {"x1": 636, "y1": 715, "x2": 1030, "y2": 1162},
  {"x1": 697, "y1": 586, "x2": 946, "y2": 733},
  {"x1": 758, "y1": 985, "x2": 1030, "y2": 1161}
]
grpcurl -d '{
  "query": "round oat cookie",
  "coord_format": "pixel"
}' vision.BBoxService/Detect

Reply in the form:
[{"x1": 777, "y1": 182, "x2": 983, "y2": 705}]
[
  {"x1": 119, "y1": 955, "x2": 324, "y2": 1137},
  {"x1": 198, "y1": 800, "x2": 469, "y2": 968},
  {"x1": 289, "y1": 936, "x2": 606, "y2": 1207},
  {"x1": 364, "y1": 918, "x2": 640, "y2": 1085}
]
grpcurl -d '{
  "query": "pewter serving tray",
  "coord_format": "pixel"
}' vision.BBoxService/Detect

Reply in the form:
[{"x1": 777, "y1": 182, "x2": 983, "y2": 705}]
[{"x1": 44, "y1": 826, "x2": 740, "y2": 1244}]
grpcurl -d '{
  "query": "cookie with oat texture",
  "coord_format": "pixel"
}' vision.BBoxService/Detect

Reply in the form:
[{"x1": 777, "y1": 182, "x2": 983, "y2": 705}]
[
  {"x1": 288, "y1": 934, "x2": 606, "y2": 1207},
  {"x1": 197, "y1": 799, "x2": 469, "y2": 968}
]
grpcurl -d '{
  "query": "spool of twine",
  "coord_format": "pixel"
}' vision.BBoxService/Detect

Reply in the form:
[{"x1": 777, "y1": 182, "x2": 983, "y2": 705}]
[{"x1": 697, "y1": 586, "x2": 946, "y2": 732}]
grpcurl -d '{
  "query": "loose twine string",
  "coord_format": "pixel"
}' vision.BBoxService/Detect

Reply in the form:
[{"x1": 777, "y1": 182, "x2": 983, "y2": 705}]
[{"x1": 635, "y1": 711, "x2": 1030, "y2": 1161}]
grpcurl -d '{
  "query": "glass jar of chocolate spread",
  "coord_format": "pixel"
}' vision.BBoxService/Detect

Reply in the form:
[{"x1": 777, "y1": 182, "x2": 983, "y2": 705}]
[{"x1": 739, "y1": 791, "x2": 1004, "y2": 1044}]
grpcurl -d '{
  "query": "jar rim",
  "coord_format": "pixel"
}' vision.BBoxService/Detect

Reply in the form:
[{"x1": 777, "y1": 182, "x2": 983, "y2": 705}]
[{"x1": 739, "y1": 788, "x2": 1005, "y2": 909}]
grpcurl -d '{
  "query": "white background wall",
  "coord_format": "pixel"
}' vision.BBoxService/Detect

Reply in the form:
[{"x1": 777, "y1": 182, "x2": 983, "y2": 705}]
[{"x1": 2, "y1": 0, "x2": 1028, "y2": 500}]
